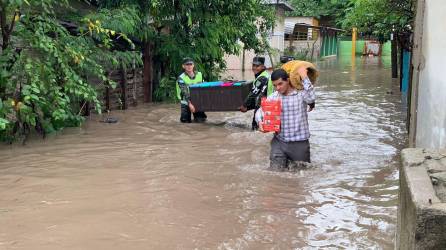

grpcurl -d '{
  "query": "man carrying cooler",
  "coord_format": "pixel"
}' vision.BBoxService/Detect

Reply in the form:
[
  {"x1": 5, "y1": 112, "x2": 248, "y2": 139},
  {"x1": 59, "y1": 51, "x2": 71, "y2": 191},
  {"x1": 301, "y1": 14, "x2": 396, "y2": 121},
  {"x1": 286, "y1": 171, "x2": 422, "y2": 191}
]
[
  {"x1": 239, "y1": 56, "x2": 273, "y2": 130},
  {"x1": 176, "y1": 57, "x2": 207, "y2": 123}
]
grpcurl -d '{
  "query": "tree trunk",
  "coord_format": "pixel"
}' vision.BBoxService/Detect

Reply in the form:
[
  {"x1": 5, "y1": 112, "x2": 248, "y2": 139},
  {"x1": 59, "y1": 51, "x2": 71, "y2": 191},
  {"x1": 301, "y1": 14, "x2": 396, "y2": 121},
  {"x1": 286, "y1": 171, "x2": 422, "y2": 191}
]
[
  {"x1": 120, "y1": 64, "x2": 128, "y2": 110},
  {"x1": 143, "y1": 42, "x2": 153, "y2": 102}
]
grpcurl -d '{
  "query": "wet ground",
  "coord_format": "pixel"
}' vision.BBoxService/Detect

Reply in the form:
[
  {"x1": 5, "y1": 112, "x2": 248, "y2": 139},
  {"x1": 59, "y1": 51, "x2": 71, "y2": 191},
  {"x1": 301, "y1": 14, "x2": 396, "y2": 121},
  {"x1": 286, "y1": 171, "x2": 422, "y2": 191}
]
[{"x1": 0, "y1": 56, "x2": 407, "y2": 249}]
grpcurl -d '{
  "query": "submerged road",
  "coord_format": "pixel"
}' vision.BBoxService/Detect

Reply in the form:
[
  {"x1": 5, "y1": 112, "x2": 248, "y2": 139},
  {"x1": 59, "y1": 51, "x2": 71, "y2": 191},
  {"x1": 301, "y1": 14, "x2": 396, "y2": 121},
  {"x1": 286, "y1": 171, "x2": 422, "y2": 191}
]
[{"x1": 0, "y1": 56, "x2": 406, "y2": 249}]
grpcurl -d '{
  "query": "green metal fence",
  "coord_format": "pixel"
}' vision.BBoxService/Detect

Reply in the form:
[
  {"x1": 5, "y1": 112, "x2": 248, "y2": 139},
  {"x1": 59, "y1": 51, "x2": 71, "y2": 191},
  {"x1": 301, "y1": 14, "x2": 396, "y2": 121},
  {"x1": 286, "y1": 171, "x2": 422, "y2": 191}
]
[
  {"x1": 337, "y1": 37, "x2": 391, "y2": 56},
  {"x1": 320, "y1": 35, "x2": 338, "y2": 57},
  {"x1": 319, "y1": 35, "x2": 392, "y2": 58}
]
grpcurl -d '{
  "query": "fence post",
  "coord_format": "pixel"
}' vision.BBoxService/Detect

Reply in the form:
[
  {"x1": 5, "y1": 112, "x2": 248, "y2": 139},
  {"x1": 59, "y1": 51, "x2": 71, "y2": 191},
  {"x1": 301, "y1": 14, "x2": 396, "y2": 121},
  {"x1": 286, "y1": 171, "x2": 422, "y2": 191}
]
[{"x1": 351, "y1": 27, "x2": 357, "y2": 57}]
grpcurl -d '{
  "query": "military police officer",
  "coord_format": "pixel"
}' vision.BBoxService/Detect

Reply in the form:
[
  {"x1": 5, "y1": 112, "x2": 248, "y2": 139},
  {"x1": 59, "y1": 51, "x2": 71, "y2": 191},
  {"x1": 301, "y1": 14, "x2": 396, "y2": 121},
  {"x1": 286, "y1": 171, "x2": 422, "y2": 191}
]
[
  {"x1": 239, "y1": 56, "x2": 273, "y2": 130},
  {"x1": 176, "y1": 57, "x2": 207, "y2": 123}
]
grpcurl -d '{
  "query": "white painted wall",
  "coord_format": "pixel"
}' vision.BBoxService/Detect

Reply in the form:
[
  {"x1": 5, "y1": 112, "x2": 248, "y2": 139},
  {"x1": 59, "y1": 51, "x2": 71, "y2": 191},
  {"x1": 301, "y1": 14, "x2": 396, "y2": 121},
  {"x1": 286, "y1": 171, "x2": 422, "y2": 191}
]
[
  {"x1": 415, "y1": 0, "x2": 446, "y2": 148},
  {"x1": 224, "y1": 6, "x2": 287, "y2": 70},
  {"x1": 270, "y1": 8, "x2": 286, "y2": 53}
]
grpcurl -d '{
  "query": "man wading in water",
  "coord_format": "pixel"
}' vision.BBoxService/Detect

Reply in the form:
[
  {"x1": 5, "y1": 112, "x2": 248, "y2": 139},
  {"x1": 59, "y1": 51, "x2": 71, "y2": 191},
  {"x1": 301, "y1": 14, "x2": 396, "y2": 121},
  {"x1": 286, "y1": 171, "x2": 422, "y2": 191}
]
[
  {"x1": 256, "y1": 68, "x2": 316, "y2": 170},
  {"x1": 239, "y1": 56, "x2": 273, "y2": 130},
  {"x1": 176, "y1": 57, "x2": 207, "y2": 123}
]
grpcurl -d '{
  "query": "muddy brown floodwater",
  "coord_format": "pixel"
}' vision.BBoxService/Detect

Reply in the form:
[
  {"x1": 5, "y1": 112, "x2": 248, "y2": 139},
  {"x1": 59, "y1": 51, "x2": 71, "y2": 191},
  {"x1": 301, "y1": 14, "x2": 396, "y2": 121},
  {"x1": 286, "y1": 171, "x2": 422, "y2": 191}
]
[{"x1": 0, "y1": 56, "x2": 407, "y2": 249}]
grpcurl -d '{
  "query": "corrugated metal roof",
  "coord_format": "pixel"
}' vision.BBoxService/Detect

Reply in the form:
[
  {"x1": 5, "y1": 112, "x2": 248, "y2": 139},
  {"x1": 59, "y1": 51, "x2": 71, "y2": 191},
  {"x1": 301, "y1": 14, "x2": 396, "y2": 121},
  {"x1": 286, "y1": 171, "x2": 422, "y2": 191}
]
[
  {"x1": 284, "y1": 21, "x2": 298, "y2": 34},
  {"x1": 284, "y1": 22, "x2": 345, "y2": 34}
]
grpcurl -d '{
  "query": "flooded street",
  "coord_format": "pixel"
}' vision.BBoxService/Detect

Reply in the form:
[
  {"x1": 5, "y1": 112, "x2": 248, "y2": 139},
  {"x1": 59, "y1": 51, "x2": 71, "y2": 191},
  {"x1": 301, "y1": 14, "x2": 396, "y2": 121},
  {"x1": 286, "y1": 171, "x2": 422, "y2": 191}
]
[{"x1": 0, "y1": 57, "x2": 407, "y2": 249}]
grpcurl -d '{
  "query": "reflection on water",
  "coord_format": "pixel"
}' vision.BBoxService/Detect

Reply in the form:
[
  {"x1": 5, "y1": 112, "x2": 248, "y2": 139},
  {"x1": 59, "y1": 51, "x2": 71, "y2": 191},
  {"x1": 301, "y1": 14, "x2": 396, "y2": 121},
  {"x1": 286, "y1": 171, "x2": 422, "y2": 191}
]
[{"x1": 0, "y1": 56, "x2": 406, "y2": 249}]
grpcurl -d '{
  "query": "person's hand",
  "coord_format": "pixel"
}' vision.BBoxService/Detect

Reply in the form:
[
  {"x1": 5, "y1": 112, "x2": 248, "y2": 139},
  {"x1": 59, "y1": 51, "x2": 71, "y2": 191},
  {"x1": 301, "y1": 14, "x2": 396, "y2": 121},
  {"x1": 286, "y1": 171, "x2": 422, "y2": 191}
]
[
  {"x1": 239, "y1": 105, "x2": 248, "y2": 113},
  {"x1": 258, "y1": 122, "x2": 265, "y2": 133},
  {"x1": 297, "y1": 66, "x2": 308, "y2": 79},
  {"x1": 188, "y1": 102, "x2": 196, "y2": 113},
  {"x1": 258, "y1": 122, "x2": 269, "y2": 133}
]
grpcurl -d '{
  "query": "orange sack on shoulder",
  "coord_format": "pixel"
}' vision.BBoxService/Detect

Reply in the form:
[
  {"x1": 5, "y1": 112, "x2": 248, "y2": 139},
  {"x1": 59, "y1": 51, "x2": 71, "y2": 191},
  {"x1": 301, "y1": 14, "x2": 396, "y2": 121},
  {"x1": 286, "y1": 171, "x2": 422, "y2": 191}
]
[{"x1": 281, "y1": 60, "x2": 319, "y2": 90}]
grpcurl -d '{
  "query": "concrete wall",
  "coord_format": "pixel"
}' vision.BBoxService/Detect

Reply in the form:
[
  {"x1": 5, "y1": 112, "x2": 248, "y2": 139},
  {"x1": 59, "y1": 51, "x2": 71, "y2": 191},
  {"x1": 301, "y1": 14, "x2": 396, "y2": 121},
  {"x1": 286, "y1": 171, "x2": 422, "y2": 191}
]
[
  {"x1": 413, "y1": 0, "x2": 446, "y2": 148},
  {"x1": 337, "y1": 40, "x2": 391, "y2": 56},
  {"x1": 224, "y1": 50, "x2": 258, "y2": 71},
  {"x1": 399, "y1": 4, "x2": 446, "y2": 247},
  {"x1": 286, "y1": 40, "x2": 321, "y2": 58},
  {"x1": 224, "y1": 48, "x2": 275, "y2": 71},
  {"x1": 397, "y1": 148, "x2": 446, "y2": 249}
]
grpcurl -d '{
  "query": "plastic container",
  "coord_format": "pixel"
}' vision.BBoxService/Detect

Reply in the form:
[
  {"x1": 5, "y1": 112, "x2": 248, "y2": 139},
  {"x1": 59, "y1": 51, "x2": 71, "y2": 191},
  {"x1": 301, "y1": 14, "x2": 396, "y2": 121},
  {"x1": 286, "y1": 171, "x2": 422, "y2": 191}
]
[
  {"x1": 190, "y1": 83, "x2": 251, "y2": 111},
  {"x1": 189, "y1": 81, "x2": 224, "y2": 88},
  {"x1": 221, "y1": 82, "x2": 234, "y2": 87}
]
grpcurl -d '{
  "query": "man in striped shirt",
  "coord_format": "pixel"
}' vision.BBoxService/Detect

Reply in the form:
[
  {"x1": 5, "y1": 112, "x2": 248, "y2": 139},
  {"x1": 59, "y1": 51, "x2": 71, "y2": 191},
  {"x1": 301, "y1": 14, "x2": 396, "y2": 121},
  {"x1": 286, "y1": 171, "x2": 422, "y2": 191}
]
[{"x1": 256, "y1": 68, "x2": 316, "y2": 169}]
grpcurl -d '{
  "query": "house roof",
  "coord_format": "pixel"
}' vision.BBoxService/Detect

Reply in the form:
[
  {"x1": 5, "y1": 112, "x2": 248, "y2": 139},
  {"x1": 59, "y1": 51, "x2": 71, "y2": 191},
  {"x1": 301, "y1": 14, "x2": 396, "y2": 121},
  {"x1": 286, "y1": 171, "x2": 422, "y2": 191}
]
[
  {"x1": 284, "y1": 22, "x2": 344, "y2": 35},
  {"x1": 264, "y1": 0, "x2": 294, "y2": 11}
]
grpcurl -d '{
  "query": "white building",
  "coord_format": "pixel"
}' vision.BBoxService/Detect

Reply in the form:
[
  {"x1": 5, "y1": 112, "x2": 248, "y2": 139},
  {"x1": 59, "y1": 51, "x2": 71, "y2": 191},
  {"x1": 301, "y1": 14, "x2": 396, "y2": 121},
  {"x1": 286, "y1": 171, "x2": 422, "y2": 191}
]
[
  {"x1": 224, "y1": 0, "x2": 294, "y2": 71},
  {"x1": 408, "y1": 0, "x2": 446, "y2": 148},
  {"x1": 284, "y1": 17, "x2": 321, "y2": 58}
]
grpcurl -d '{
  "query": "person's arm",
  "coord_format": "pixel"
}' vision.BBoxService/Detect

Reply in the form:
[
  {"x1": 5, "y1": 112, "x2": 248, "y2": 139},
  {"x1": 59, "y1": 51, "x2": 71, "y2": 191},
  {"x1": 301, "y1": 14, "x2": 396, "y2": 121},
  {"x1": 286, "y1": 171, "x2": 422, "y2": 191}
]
[
  {"x1": 301, "y1": 77, "x2": 316, "y2": 104},
  {"x1": 241, "y1": 76, "x2": 268, "y2": 111},
  {"x1": 177, "y1": 77, "x2": 189, "y2": 103},
  {"x1": 178, "y1": 77, "x2": 196, "y2": 112},
  {"x1": 254, "y1": 108, "x2": 265, "y2": 132},
  {"x1": 296, "y1": 67, "x2": 315, "y2": 104}
]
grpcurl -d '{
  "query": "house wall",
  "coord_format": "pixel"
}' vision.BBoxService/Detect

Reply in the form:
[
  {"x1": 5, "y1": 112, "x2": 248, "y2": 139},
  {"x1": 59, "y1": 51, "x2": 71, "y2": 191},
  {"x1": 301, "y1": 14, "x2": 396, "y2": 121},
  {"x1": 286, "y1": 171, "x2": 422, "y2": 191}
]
[
  {"x1": 287, "y1": 39, "x2": 322, "y2": 58},
  {"x1": 413, "y1": 0, "x2": 446, "y2": 148},
  {"x1": 397, "y1": 2, "x2": 446, "y2": 248},
  {"x1": 338, "y1": 40, "x2": 391, "y2": 56},
  {"x1": 225, "y1": 7, "x2": 288, "y2": 70},
  {"x1": 270, "y1": 8, "x2": 286, "y2": 54},
  {"x1": 283, "y1": 16, "x2": 322, "y2": 58}
]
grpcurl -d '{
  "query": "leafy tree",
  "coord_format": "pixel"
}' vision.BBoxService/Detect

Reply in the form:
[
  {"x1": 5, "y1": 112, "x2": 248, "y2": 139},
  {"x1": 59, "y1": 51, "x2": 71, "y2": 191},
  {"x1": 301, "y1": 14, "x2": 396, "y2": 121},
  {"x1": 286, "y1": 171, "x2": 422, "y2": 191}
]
[
  {"x1": 288, "y1": 0, "x2": 351, "y2": 20},
  {"x1": 287, "y1": 0, "x2": 414, "y2": 41},
  {"x1": 96, "y1": 0, "x2": 275, "y2": 100},
  {"x1": 1, "y1": 0, "x2": 276, "y2": 141},
  {"x1": 340, "y1": 0, "x2": 414, "y2": 41},
  {"x1": 0, "y1": 0, "x2": 141, "y2": 142}
]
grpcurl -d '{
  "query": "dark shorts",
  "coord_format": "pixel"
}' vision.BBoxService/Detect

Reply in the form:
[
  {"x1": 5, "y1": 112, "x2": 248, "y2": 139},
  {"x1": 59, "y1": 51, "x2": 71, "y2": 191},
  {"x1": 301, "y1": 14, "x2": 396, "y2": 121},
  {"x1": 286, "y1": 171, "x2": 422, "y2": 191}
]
[
  {"x1": 270, "y1": 136, "x2": 311, "y2": 169},
  {"x1": 180, "y1": 104, "x2": 207, "y2": 123}
]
